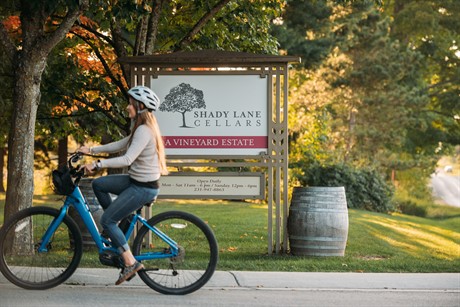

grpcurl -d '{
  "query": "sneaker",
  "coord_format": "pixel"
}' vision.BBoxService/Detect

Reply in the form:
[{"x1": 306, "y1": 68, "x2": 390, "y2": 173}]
[{"x1": 115, "y1": 262, "x2": 144, "y2": 285}]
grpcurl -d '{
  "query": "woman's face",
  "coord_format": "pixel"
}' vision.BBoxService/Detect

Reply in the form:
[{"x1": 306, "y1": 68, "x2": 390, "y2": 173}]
[{"x1": 127, "y1": 97, "x2": 137, "y2": 119}]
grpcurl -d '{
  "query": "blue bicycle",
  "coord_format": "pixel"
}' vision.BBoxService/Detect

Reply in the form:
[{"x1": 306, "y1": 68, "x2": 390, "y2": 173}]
[{"x1": 0, "y1": 153, "x2": 218, "y2": 295}]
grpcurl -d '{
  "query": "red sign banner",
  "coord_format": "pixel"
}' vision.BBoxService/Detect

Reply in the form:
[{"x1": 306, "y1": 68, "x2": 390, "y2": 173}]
[{"x1": 164, "y1": 136, "x2": 268, "y2": 149}]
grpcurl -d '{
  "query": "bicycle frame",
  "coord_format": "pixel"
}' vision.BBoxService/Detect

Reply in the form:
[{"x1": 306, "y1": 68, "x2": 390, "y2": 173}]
[{"x1": 38, "y1": 185, "x2": 179, "y2": 260}]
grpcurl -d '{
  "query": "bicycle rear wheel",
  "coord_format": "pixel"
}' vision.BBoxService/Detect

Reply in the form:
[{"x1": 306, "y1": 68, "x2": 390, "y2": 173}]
[
  {"x1": 0, "y1": 206, "x2": 83, "y2": 290},
  {"x1": 133, "y1": 211, "x2": 218, "y2": 295}
]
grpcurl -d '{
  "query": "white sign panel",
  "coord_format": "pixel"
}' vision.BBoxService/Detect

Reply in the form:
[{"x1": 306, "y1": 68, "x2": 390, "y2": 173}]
[
  {"x1": 151, "y1": 75, "x2": 268, "y2": 155},
  {"x1": 158, "y1": 173, "x2": 264, "y2": 199}
]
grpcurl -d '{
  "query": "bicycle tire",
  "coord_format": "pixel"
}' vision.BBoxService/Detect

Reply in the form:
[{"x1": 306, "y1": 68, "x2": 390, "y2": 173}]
[
  {"x1": 133, "y1": 211, "x2": 218, "y2": 295},
  {"x1": 0, "y1": 206, "x2": 83, "y2": 290}
]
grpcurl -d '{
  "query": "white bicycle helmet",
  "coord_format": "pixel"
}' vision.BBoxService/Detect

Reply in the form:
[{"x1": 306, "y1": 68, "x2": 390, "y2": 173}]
[{"x1": 127, "y1": 86, "x2": 160, "y2": 111}]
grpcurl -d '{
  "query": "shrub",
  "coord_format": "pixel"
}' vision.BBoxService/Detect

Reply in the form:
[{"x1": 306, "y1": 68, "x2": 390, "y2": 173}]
[
  {"x1": 293, "y1": 163, "x2": 394, "y2": 212},
  {"x1": 396, "y1": 199, "x2": 427, "y2": 217}
]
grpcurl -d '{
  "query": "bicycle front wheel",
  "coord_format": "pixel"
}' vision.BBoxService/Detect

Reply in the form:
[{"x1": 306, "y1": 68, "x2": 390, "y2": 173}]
[
  {"x1": 0, "y1": 206, "x2": 83, "y2": 290},
  {"x1": 133, "y1": 211, "x2": 218, "y2": 295}
]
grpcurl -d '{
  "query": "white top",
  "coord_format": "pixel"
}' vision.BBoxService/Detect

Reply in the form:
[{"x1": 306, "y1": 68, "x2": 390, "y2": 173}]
[{"x1": 91, "y1": 125, "x2": 160, "y2": 182}]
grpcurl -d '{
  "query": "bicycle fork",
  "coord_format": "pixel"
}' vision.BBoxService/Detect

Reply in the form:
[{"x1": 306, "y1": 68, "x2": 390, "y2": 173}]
[{"x1": 36, "y1": 206, "x2": 69, "y2": 253}]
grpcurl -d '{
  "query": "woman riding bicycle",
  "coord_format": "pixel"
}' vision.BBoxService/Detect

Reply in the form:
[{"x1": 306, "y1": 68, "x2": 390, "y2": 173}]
[{"x1": 78, "y1": 85, "x2": 168, "y2": 285}]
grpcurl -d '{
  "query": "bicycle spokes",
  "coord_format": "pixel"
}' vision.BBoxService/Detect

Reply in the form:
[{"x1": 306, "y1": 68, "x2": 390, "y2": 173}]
[{"x1": 132, "y1": 211, "x2": 218, "y2": 295}]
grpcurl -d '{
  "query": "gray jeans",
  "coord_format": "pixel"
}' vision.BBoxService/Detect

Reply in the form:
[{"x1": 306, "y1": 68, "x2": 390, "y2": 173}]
[{"x1": 92, "y1": 174, "x2": 159, "y2": 253}]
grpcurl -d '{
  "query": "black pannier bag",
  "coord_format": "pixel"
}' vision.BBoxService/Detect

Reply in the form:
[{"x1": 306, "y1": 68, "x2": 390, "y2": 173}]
[{"x1": 52, "y1": 164, "x2": 76, "y2": 196}]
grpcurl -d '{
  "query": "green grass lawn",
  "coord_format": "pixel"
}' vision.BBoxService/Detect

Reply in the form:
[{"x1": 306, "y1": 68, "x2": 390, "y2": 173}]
[{"x1": 1, "y1": 195, "x2": 459, "y2": 272}]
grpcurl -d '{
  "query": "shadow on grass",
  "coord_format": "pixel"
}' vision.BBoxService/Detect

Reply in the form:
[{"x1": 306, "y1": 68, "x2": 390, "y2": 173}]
[{"x1": 351, "y1": 210, "x2": 460, "y2": 261}]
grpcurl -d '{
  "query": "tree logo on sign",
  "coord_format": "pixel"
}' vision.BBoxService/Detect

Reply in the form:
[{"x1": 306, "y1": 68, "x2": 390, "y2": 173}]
[{"x1": 159, "y1": 83, "x2": 206, "y2": 128}]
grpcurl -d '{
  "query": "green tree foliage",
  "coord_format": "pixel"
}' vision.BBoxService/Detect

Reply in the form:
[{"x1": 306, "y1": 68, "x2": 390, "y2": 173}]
[
  {"x1": 37, "y1": 0, "x2": 284, "y2": 147},
  {"x1": 271, "y1": 0, "x2": 333, "y2": 68},
  {"x1": 287, "y1": 2, "x2": 432, "y2": 171},
  {"x1": 282, "y1": 1, "x2": 452, "y2": 212},
  {"x1": 39, "y1": 39, "x2": 129, "y2": 144},
  {"x1": 388, "y1": 0, "x2": 460, "y2": 151},
  {"x1": 326, "y1": 4, "x2": 430, "y2": 170}
]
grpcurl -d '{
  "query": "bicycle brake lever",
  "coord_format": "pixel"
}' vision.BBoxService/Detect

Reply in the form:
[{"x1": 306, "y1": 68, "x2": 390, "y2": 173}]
[{"x1": 71, "y1": 153, "x2": 82, "y2": 163}]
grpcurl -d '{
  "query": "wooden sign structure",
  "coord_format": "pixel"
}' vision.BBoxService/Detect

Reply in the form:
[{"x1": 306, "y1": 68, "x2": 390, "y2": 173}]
[{"x1": 120, "y1": 50, "x2": 300, "y2": 254}]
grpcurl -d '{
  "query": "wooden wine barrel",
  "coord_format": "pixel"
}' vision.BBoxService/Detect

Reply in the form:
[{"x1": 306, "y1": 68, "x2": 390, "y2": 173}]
[{"x1": 288, "y1": 187, "x2": 349, "y2": 256}]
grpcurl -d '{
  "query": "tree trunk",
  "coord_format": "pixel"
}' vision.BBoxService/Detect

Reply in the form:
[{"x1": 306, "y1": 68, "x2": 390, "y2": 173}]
[
  {"x1": 175, "y1": 0, "x2": 232, "y2": 51},
  {"x1": 4, "y1": 56, "x2": 47, "y2": 222},
  {"x1": 134, "y1": 15, "x2": 149, "y2": 56},
  {"x1": 390, "y1": 0, "x2": 408, "y2": 43},
  {"x1": 344, "y1": 107, "x2": 356, "y2": 162},
  {"x1": 0, "y1": 147, "x2": 5, "y2": 193},
  {"x1": 145, "y1": 0, "x2": 165, "y2": 55},
  {"x1": 2, "y1": 1, "x2": 87, "y2": 225},
  {"x1": 58, "y1": 137, "x2": 68, "y2": 167}
]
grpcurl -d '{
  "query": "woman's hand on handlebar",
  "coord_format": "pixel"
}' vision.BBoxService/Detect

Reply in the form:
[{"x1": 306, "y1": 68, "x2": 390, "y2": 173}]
[
  {"x1": 78, "y1": 146, "x2": 91, "y2": 155},
  {"x1": 79, "y1": 163, "x2": 97, "y2": 176}
]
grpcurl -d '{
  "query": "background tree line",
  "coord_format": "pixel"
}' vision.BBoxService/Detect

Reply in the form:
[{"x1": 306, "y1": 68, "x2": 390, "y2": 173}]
[
  {"x1": 0, "y1": 0, "x2": 458, "y2": 220},
  {"x1": 275, "y1": 0, "x2": 459, "y2": 213}
]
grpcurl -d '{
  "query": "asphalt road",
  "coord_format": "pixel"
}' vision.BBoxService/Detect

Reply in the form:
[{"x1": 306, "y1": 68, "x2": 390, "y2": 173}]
[
  {"x1": 0, "y1": 283, "x2": 458, "y2": 307},
  {"x1": 430, "y1": 172, "x2": 460, "y2": 207},
  {"x1": 0, "y1": 270, "x2": 459, "y2": 307}
]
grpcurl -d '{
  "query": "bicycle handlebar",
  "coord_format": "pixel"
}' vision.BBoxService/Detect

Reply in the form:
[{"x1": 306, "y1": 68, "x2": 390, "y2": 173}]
[
  {"x1": 68, "y1": 152, "x2": 85, "y2": 180},
  {"x1": 67, "y1": 151, "x2": 107, "y2": 181}
]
